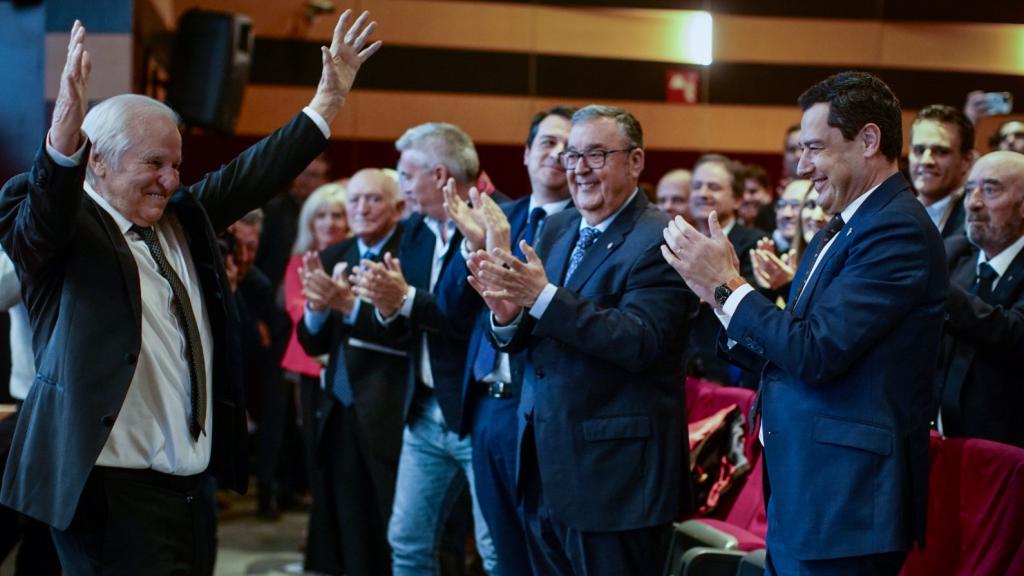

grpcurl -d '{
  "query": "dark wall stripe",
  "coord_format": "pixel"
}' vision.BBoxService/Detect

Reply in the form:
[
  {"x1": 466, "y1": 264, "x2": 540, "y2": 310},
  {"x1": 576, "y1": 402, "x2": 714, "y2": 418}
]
[
  {"x1": 250, "y1": 39, "x2": 1024, "y2": 110},
  {"x1": 467, "y1": 0, "x2": 1024, "y2": 24}
]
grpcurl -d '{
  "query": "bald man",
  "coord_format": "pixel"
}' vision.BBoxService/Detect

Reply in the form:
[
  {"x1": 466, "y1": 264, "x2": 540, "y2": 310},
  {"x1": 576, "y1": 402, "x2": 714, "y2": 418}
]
[
  {"x1": 656, "y1": 169, "x2": 693, "y2": 224},
  {"x1": 298, "y1": 168, "x2": 409, "y2": 575},
  {"x1": 937, "y1": 151, "x2": 1024, "y2": 448}
]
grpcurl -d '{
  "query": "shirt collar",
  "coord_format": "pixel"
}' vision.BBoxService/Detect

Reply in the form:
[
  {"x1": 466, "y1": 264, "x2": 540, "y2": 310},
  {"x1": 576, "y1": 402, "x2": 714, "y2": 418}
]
[
  {"x1": 839, "y1": 182, "x2": 881, "y2": 223},
  {"x1": 357, "y1": 224, "x2": 398, "y2": 257},
  {"x1": 977, "y1": 233, "x2": 1024, "y2": 279},
  {"x1": 578, "y1": 189, "x2": 639, "y2": 233},
  {"x1": 529, "y1": 197, "x2": 572, "y2": 217},
  {"x1": 84, "y1": 181, "x2": 136, "y2": 235},
  {"x1": 920, "y1": 193, "x2": 953, "y2": 227}
]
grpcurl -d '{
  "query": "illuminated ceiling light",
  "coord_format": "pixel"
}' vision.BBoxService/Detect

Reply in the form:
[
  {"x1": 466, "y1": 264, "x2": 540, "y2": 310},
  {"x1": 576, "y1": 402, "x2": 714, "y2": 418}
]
[{"x1": 679, "y1": 11, "x2": 713, "y2": 66}]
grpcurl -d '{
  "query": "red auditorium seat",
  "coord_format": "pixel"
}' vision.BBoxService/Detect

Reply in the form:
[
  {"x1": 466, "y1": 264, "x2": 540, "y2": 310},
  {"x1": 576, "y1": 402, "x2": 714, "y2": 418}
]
[{"x1": 902, "y1": 434, "x2": 1024, "y2": 576}]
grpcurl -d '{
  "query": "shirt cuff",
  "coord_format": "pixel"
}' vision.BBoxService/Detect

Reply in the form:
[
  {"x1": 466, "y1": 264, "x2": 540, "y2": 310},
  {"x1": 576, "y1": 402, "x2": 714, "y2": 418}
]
[
  {"x1": 302, "y1": 107, "x2": 331, "y2": 139},
  {"x1": 376, "y1": 286, "x2": 416, "y2": 325},
  {"x1": 344, "y1": 299, "x2": 361, "y2": 325},
  {"x1": 46, "y1": 130, "x2": 88, "y2": 167},
  {"x1": 528, "y1": 283, "x2": 558, "y2": 319},
  {"x1": 304, "y1": 303, "x2": 330, "y2": 334},
  {"x1": 712, "y1": 283, "x2": 756, "y2": 330},
  {"x1": 491, "y1": 309, "x2": 524, "y2": 346}
]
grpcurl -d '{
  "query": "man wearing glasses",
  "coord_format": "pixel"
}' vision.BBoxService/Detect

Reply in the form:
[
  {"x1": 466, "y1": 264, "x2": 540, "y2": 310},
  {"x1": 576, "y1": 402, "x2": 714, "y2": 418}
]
[{"x1": 462, "y1": 105, "x2": 697, "y2": 574}]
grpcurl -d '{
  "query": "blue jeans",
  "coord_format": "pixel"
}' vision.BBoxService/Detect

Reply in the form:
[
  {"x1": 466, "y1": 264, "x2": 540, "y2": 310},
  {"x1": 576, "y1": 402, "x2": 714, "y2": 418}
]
[{"x1": 388, "y1": 393, "x2": 498, "y2": 576}]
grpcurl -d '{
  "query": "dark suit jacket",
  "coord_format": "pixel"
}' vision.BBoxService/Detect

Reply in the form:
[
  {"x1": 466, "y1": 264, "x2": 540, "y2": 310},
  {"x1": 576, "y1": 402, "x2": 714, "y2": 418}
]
[
  {"x1": 394, "y1": 214, "x2": 469, "y2": 430},
  {"x1": 435, "y1": 196, "x2": 532, "y2": 436},
  {"x1": 939, "y1": 235, "x2": 1024, "y2": 447},
  {"x1": 0, "y1": 112, "x2": 326, "y2": 530},
  {"x1": 940, "y1": 191, "x2": 966, "y2": 239},
  {"x1": 296, "y1": 226, "x2": 410, "y2": 462},
  {"x1": 723, "y1": 173, "x2": 947, "y2": 560},
  {"x1": 496, "y1": 192, "x2": 697, "y2": 532}
]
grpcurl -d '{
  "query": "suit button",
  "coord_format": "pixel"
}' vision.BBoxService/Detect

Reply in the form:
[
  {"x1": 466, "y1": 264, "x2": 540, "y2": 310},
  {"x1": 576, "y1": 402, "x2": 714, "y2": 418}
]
[
  {"x1": 101, "y1": 415, "x2": 115, "y2": 427},
  {"x1": 124, "y1": 352, "x2": 136, "y2": 364}
]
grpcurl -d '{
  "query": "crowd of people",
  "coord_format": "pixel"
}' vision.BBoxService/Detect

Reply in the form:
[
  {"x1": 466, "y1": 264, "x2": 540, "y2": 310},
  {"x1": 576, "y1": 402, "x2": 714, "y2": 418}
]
[{"x1": 0, "y1": 7, "x2": 1022, "y2": 576}]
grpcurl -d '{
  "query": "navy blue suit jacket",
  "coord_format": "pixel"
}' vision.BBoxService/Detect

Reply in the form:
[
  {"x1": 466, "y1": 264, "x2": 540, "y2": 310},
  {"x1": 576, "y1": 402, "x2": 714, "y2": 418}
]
[
  {"x1": 496, "y1": 192, "x2": 697, "y2": 532},
  {"x1": 434, "y1": 196, "x2": 533, "y2": 437},
  {"x1": 724, "y1": 173, "x2": 947, "y2": 560},
  {"x1": 395, "y1": 214, "x2": 469, "y2": 430}
]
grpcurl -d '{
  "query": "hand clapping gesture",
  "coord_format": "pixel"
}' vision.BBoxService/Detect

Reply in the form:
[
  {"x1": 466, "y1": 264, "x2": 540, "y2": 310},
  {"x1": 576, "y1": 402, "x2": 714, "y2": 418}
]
[
  {"x1": 349, "y1": 253, "x2": 409, "y2": 318},
  {"x1": 301, "y1": 251, "x2": 355, "y2": 314},
  {"x1": 443, "y1": 178, "x2": 511, "y2": 253}
]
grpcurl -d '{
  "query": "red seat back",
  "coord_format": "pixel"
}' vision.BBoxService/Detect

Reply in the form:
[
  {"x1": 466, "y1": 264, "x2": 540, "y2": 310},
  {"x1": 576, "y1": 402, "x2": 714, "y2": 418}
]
[{"x1": 903, "y1": 434, "x2": 1024, "y2": 576}]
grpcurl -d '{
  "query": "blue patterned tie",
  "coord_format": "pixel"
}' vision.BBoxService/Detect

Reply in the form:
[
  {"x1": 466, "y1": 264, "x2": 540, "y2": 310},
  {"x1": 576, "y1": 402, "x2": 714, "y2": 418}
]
[
  {"x1": 564, "y1": 227, "x2": 601, "y2": 284},
  {"x1": 131, "y1": 225, "x2": 207, "y2": 440}
]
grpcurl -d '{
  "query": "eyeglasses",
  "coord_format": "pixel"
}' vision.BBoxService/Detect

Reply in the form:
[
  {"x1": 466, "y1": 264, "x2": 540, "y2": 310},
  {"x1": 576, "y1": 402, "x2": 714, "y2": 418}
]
[
  {"x1": 558, "y1": 147, "x2": 636, "y2": 170},
  {"x1": 775, "y1": 199, "x2": 801, "y2": 210}
]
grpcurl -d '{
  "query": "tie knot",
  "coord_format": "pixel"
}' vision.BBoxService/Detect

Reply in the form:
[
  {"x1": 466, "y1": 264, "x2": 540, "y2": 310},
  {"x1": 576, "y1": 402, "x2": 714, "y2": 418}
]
[
  {"x1": 362, "y1": 250, "x2": 378, "y2": 262},
  {"x1": 978, "y1": 262, "x2": 998, "y2": 282},
  {"x1": 826, "y1": 214, "x2": 845, "y2": 234},
  {"x1": 529, "y1": 207, "x2": 546, "y2": 225},
  {"x1": 577, "y1": 227, "x2": 601, "y2": 250},
  {"x1": 131, "y1": 224, "x2": 156, "y2": 243}
]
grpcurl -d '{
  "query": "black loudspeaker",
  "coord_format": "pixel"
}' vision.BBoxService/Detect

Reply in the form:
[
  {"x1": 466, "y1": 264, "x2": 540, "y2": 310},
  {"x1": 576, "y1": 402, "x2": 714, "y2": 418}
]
[{"x1": 168, "y1": 9, "x2": 253, "y2": 134}]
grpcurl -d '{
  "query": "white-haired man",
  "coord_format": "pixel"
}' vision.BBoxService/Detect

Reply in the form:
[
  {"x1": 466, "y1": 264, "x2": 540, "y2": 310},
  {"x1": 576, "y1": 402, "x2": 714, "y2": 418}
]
[{"x1": 0, "y1": 12, "x2": 379, "y2": 574}]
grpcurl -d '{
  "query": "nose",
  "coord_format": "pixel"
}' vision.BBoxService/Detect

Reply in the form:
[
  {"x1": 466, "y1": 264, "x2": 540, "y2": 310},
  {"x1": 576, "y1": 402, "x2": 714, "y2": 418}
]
[
  {"x1": 549, "y1": 141, "x2": 565, "y2": 159},
  {"x1": 160, "y1": 166, "x2": 179, "y2": 191},
  {"x1": 919, "y1": 149, "x2": 935, "y2": 164},
  {"x1": 966, "y1": 187, "x2": 984, "y2": 210},
  {"x1": 796, "y1": 148, "x2": 813, "y2": 178}
]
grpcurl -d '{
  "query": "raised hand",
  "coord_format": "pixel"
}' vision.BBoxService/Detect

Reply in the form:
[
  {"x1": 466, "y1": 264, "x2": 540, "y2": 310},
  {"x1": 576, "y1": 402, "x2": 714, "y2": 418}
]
[
  {"x1": 465, "y1": 250, "x2": 525, "y2": 325},
  {"x1": 661, "y1": 211, "x2": 742, "y2": 307},
  {"x1": 50, "y1": 20, "x2": 92, "y2": 156},
  {"x1": 478, "y1": 190, "x2": 511, "y2": 254},
  {"x1": 308, "y1": 9, "x2": 383, "y2": 123}
]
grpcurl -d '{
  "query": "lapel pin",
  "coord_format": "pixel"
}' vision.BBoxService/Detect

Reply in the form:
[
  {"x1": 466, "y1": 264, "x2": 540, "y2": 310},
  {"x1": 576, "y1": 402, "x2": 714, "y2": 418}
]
[
  {"x1": 607, "y1": 242, "x2": 614, "y2": 249},
  {"x1": 846, "y1": 227, "x2": 852, "y2": 237}
]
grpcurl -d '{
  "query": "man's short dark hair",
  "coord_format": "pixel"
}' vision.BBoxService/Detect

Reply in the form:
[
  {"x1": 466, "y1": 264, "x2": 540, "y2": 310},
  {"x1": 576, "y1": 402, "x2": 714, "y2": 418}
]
[
  {"x1": 913, "y1": 104, "x2": 974, "y2": 155},
  {"x1": 572, "y1": 105, "x2": 644, "y2": 149},
  {"x1": 694, "y1": 153, "x2": 744, "y2": 198},
  {"x1": 797, "y1": 71, "x2": 903, "y2": 161},
  {"x1": 741, "y1": 163, "x2": 771, "y2": 190},
  {"x1": 526, "y1": 105, "x2": 577, "y2": 147}
]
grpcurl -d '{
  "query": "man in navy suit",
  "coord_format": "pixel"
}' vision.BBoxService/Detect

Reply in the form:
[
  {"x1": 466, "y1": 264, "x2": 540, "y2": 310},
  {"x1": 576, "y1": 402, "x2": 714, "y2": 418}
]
[
  {"x1": 438, "y1": 105, "x2": 575, "y2": 575},
  {"x1": 0, "y1": 11, "x2": 381, "y2": 575},
  {"x1": 663, "y1": 72, "x2": 947, "y2": 575},
  {"x1": 465, "y1": 105, "x2": 696, "y2": 575},
  {"x1": 937, "y1": 151, "x2": 1024, "y2": 448},
  {"x1": 909, "y1": 104, "x2": 973, "y2": 239}
]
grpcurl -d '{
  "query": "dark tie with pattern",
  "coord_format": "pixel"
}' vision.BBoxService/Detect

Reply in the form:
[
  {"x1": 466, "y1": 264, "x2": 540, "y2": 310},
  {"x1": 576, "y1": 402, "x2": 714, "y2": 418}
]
[
  {"x1": 792, "y1": 214, "x2": 845, "y2": 305},
  {"x1": 973, "y1": 262, "x2": 998, "y2": 301},
  {"x1": 564, "y1": 226, "x2": 601, "y2": 284},
  {"x1": 331, "y1": 250, "x2": 379, "y2": 406},
  {"x1": 514, "y1": 207, "x2": 547, "y2": 259},
  {"x1": 132, "y1": 225, "x2": 207, "y2": 440}
]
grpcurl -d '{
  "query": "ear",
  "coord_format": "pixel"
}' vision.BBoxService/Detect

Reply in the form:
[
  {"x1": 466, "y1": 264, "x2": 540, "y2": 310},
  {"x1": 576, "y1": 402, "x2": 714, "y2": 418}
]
[
  {"x1": 431, "y1": 165, "x2": 449, "y2": 189},
  {"x1": 523, "y1": 144, "x2": 530, "y2": 167},
  {"x1": 960, "y1": 149, "x2": 976, "y2": 176},
  {"x1": 89, "y1": 151, "x2": 107, "y2": 179},
  {"x1": 629, "y1": 148, "x2": 645, "y2": 179},
  {"x1": 860, "y1": 123, "x2": 882, "y2": 157}
]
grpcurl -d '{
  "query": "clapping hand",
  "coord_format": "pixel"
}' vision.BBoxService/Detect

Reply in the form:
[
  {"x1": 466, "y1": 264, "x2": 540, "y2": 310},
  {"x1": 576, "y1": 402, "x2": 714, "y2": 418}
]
[
  {"x1": 661, "y1": 212, "x2": 742, "y2": 307},
  {"x1": 750, "y1": 238, "x2": 795, "y2": 291},
  {"x1": 443, "y1": 178, "x2": 511, "y2": 253},
  {"x1": 465, "y1": 242, "x2": 548, "y2": 324},
  {"x1": 301, "y1": 251, "x2": 355, "y2": 314},
  {"x1": 349, "y1": 253, "x2": 409, "y2": 318}
]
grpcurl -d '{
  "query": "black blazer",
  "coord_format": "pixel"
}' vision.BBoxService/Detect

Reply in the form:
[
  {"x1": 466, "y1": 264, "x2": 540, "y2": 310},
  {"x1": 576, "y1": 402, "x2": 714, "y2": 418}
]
[
  {"x1": 297, "y1": 226, "x2": 411, "y2": 462},
  {"x1": 939, "y1": 235, "x2": 1024, "y2": 447},
  {"x1": 0, "y1": 112, "x2": 326, "y2": 529},
  {"x1": 497, "y1": 193, "x2": 697, "y2": 531},
  {"x1": 940, "y1": 192, "x2": 967, "y2": 239}
]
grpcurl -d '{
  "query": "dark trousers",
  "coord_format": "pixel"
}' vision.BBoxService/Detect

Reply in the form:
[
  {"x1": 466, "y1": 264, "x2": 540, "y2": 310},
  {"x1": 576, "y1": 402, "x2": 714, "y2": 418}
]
[
  {"x1": 50, "y1": 466, "x2": 215, "y2": 576},
  {"x1": 305, "y1": 401, "x2": 395, "y2": 576},
  {"x1": 471, "y1": 394, "x2": 532, "y2": 576},
  {"x1": 0, "y1": 410, "x2": 60, "y2": 575},
  {"x1": 766, "y1": 546, "x2": 907, "y2": 576},
  {"x1": 519, "y1": 426, "x2": 670, "y2": 576}
]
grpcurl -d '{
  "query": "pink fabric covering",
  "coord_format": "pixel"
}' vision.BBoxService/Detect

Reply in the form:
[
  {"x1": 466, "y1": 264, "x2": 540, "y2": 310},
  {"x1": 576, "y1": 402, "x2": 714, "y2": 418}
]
[
  {"x1": 279, "y1": 253, "x2": 323, "y2": 377},
  {"x1": 683, "y1": 377, "x2": 768, "y2": 543},
  {"x1": 903, "y1": 434, "x2": 1024, "y2": 576}
]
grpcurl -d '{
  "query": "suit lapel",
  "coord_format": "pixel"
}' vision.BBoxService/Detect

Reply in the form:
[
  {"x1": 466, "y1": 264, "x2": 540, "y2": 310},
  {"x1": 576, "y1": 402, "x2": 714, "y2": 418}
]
[
  {"x1": 564, "y1": 195, "x2": 646, "y2": 292},
  {"x1": 87, "y1": 196, "x2": 142, "y2": 323},
  {"x1": 545, "y1": 213, "x2": 580, "y2": 285},
  {"x1": 402, "y1": 216, "x2": 434, "y2": 291},
  {"x1": 792, "y1": 173, "x2": 907, "y2": 316},
  {"x1": 991, "y1": 245, "x2": 1024, "y2": 304}
]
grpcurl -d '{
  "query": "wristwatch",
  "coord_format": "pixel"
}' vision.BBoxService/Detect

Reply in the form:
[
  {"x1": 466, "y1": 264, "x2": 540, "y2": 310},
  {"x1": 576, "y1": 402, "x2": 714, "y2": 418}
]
[{"x1": 714, "y1": 276, "x2": 747, "y2": 308}]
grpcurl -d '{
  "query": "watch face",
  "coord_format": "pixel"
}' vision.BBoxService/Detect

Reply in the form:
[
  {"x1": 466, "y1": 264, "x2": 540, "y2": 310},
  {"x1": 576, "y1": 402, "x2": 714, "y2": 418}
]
[{"x1": 715, "y1": 285, "x2": 731, "y2": 306}]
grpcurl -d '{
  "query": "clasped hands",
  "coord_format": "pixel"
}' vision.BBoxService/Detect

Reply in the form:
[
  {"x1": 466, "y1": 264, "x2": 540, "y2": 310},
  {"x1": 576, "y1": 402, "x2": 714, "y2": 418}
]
[
  {"x1": 301, "y1": 250, "x2": 409, "y2": 318},
  {"x1": 661, "y1": 211, "x2": 743, "y2": 307},
  {"x1": 442, "y1": 178, "x2": 547, "y2": 325}
]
